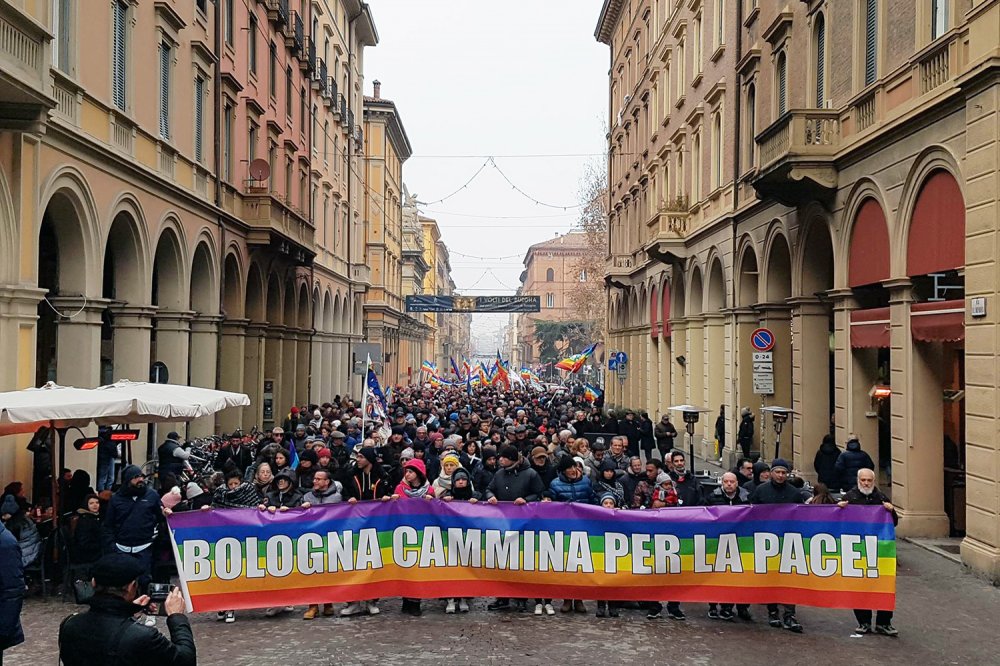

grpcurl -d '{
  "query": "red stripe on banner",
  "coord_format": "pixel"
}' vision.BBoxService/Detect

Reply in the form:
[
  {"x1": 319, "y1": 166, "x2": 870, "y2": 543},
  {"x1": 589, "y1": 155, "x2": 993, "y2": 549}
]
[{"x1": 190, "y1": 581, "x2": 895, "y2": 613}]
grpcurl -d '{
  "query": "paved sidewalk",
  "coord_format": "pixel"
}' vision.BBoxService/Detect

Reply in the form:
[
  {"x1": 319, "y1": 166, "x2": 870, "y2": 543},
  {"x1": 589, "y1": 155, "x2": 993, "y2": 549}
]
[{"x1": 6, "y1": 541, "x2": 1000, "y2": 666}]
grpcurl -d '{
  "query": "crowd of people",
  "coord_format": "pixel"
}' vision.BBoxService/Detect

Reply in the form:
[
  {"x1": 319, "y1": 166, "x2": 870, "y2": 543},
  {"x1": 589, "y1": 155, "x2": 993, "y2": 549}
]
[{"x1": 0, "y1": 383, "x2": 900, "y2": 663}]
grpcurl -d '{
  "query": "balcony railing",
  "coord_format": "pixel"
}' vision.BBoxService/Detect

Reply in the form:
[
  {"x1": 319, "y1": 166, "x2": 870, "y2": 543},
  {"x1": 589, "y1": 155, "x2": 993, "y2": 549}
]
[
  {"x1": 266, "y1": 0, "x2": 288, "y2": 26},
  {"x1": 313, "y1": 58, "x2": 327, "y2": 91},
  {"x1": 753, "y1": 109, "x2": 840, "y2": 204},
  {"x1": 306, "y1": 37, "x2": 316, "y2": 73},
  {"x1": 918, "y1": 39, "x2": 951, "y2": 95},
  {"x1": 242, "y1": 186, "x2": 315, "y2": 257},
  {"x1": 286, "y1": 11, "x2": 303, "y2": 52},
  {"x1": 323, "y1": 77, "x2": 338, "y2": 105}
]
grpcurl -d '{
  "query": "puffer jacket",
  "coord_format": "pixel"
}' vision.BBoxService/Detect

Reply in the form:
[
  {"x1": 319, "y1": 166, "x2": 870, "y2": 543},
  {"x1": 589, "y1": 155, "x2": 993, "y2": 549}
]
[
  {"x1": 706, "y1": 485, "x2": 750, "y2": 505},
  {"x1": 814, "y1": 437, "x2": 841, "y2": 488},
  {"x1": 485, "y1": 458, "x2": 544, "y2": 502},
  {"x1": 0, "y1": 520, "x2": 24, "y2": 651},
  {"x1": 835, "y1": 439, "x2": 876, "y2": 490},
  {"x1": 750, "y1": 479, "x2": 805, "y2": 505},
  {"x1": 302, "y1": 483, "x2": 343, "y2": 505},
  {"x1": 102, "y1": 466, "x2": 162, "y2": 550},
  {"x1": 546, "y1": 473, "x2": 597, "y2": 504}
]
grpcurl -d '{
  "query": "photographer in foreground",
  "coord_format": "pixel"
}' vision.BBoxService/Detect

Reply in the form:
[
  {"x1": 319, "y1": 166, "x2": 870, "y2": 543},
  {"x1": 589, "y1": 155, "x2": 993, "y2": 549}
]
[{"x1": 58, "y1": 554, "x2": 196, "y2": 665}]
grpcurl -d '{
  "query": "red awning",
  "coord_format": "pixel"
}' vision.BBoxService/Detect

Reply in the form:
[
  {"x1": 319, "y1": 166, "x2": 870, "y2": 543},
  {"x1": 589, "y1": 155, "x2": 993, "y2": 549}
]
[
  {"x1": 661, "y1": 286, "x2": 671, "y2": 338},
  {"x1": 650, "y1": 286, "x2": 659, "y2": 339},
  {"x1": 911, "y1": 299, "x2": 965, "y2": 343},
  {"x1": 850, "y1": 307, "x2": 890, "y2": 349}
]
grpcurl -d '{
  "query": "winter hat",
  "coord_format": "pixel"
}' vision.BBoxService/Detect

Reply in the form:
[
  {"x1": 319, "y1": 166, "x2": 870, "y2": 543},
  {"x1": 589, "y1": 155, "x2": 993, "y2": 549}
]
[
  {"x1": 400, "y1": 447, "x2": 415, "y2": 461},
  {"x1": 557, "y1": 455, "x2": 577, "y2": 473},
  {"x1": 441, "y1": 453, "x2": 461, "y2": 468},
  {"x1": 402, "y1": 458, "x2": 427, "y2": 482},
  {"x1": 655, "y1": 472, "x2": 673, "y2": 485},
  {"x1": 330, "y1": 431, "x2": 346, "y2": 440},
  {"x1": 530, "y1": 446, "x2": 548, "y2": 460},
  {"x1": 452, "y1": 467, "x2": 472, "y2": 487},
  {"x1": 185, "y1": 482, "x2": 203, "y2": 500},
  {"x1": 299, "y1": 448, "x2": 319, "y2": 464},
  {"x1": 598, "y1": 492, "x2": 618, "y2": 507},
  {"x1": 161, "y1": 487, "x2": 182, "y2": 509},
  {"x1": 430, "y1": 432, "x2": 444, "y2": 442},
  {"x1": 599, "y1": 458, "x2": 618, "y2": 473},
  {"x1": 274, "y1": 469, "x2": 297, "y2": 486},
  {"x1": 770, "y1": 458, "x2": 791, "y2": 471},
  {"x1": 291, "y1": 407, "x2": 300, "y2": 414},
  {"x1": 92, "y1": 554, "x2": 146, "y2": 587},
  {"x1": 317, "y1": 448, "x2": 332, "y2": 459},
  {"x1": 357, "y1": 447, "x2": 379, "y2": 466},
  {"x1": 391, "y1": 426, "x2": 405, "y2": 436},
  {"x1": 498, "y1": 445, "x2": 519, "y2": 462},
  {"x1": 592, "y1": 439, "x2": 607, "y2": 451},
  {"x1": 166, "y1": 431, "x2": 181, "y2": 442},
  {"x1": 481, "y1": 445, "x2": 498, "y2": 460},
  {"x1": 120, "y1": 465, "x2": 144, "y2": 486},
  {"x1": 295, "y1": 423, "x2": 307, "y2": 432}
]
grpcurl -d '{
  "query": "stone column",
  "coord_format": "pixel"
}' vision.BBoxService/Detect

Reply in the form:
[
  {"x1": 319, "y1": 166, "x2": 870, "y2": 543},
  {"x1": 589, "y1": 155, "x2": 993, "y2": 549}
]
[
  {"x1": 218, "y1": 318, "x2": 248, "y2": 434},
  {"x1": 265, "y1": 325, "x2": 286, "y2": 428},
  {"x1": 282, "y1": 328, "x2": 299, "y2": 411},
  {"x1": 669, "y1": 318, "x2": 688, "y2": 410},
  {"x1": 756, "y1": 304, "x2": 793, "y2": 458},
  {"x1": 244, "y1": 322, "x2": 268, "y2": 428},
  {"x1": 828, "y1": 290, "x2": 878, "y2": 449},
  {"x1": 189, "y1": 314, "x2": 223, "y2": 437},
  {"x1": 311, "y1": 331, "x2": 325, "y2": 404},
  {"x1": 152, "y1": 310, "x2": 193, "y2": 451},
  {"x1": 658, "y1": 331, "x2": 672, "y2": 416},
  {"x1": 705, "y1": 312, "x2": 726, "y2": 451},
  {"x1": 886, "y1": 278, "x2": 949, "y2": 536},
  {"x1": 685, "y1": 316, "x2": 706, "y2": 455},
  {"x1": 107, "y1": 305, "x2": 155, "y2": 384},
  {"x1": 732, "y1": 307, "x2": 760, "y2": 454},
  {"x1": 0, "y1": 286, "x2": 46, "y2": 494},
  {"x1": 789, "y1": 297, "x2": 832, "y2": 480}
]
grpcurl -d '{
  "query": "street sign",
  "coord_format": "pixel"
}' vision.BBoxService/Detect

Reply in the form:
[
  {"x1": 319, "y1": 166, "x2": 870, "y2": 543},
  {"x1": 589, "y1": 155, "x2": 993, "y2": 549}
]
[
  {"x1": 753, "y1": 375, "x2": 775, "y2": 394},
  {"x1": 753, "y1": 362, "x2": 773, "y2": 373},
  {"x1": 750, "y1": 328, "x2": 775, "y2": 352},
  {"x1": 615, "y1": 351, "x2": 628, "y2": 365},
  {"x1": 608, "y1": 351, "x2": 619, "y2": 371},
  {"x1": 752, "y1": 351, "x2": 773, "y2": 362},
  {"x1": 617, "y1": 365, "x2": 627, "y2": 381}
]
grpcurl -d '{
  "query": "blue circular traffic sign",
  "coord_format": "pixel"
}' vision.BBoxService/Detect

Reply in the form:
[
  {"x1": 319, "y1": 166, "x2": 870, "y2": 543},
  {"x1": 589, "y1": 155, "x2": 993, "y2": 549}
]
[
  {"x1": 615, "y1": 351, "x2": 628, "y2": 365},
  {"x1": 750, "y1": 328, "x2": 775, "y2": 352}
]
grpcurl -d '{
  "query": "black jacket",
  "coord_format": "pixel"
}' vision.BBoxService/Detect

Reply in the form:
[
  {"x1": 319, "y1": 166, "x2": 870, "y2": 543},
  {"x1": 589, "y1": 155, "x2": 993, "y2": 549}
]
[
  {"x1": 486, "y1": 459, "x2": 545, "y2": 502},
  {"x1": 214, "y1": 445, "x2": 254, "y2": 476},
  {"x1": 637, "y1": 418, "x2": 655, "y2": 451},
  {"x1": 103, "y1": 474, "x2": 162, "y2": 550},
  {"x1": 669, "y1": 471, "x2": 705, "y2": 506},
  {"x1": 843, "y1": 487, "x2": 899, "y2": 525},
  {"x1": 0, "y1": 521, "x2": 24, "y2": 651},
  {"x1": 814, "y1": 439, "x2": 841, "y2": 488},
  {"x1": 706, "y1": 486, "x2": 750, "y2": 506},
  {"x1": 654, "y1": 419, "x2": 677, "y2": 451},
  {"x1": 737, "y1": 415, "x2": 755, "y2": 448},
  {"x1": 58, "y1": 594, "x2": 196, "y2": 666},
  {"x1": 750, "y1": 480, "x2": 805, "y2": 505},
  {"x1": 342, "y1": 465, "x2": 391, "y2": 501},
  {"x1": 69, "y1": 510, "x2": 103, "y2": 565},
  {"x1": 835, "y1": 441, "x2": 876, "y2": 491}
]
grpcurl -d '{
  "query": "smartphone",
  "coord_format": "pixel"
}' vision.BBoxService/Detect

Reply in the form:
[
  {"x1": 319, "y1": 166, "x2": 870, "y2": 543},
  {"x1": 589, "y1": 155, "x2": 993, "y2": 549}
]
[{"x1": 147, "y1": 583, "x2": 175, "y2": 615}]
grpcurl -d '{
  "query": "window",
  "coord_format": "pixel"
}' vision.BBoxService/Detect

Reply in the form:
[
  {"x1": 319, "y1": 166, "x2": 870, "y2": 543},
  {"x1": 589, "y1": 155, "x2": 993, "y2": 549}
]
[
  {"x1": 931, "y1": 0, "x2": 948, "y2": 40},
  {"x1": 712, "y1": 112, "x2": 722, "y2": 189},
  {"x1": 269, "y1": 42, "x2": 277, "y2": 98},
  {"x1": 692, "y1": 132, "x2": 701, "y2": 198},
  {"x1": 815, "y1": 14, "x2": 826, "y2": 107},
  {"x1": 249, "y1": 14, "x2": 258, "y2": 75},
  {"x1": 546, "y1": 293, "x2": 555, "y2": 308},
  {"x1": 311, "y1": 104, "x2": 317, "y2": 149},
  {"x1": 545, "y1": 268, "x2": 555, "y2": 282},
  {"x1": 579, "y1": 269, "x2": 587, "y2": 282},
  {"x1": 158, "y1": 42, "x2": 171, "y2": 138},
  {"x1": 286, "y1": 66, "x2": 293, "y2": 116},
  {"x1": 111, "y1": 0, "x2": 128, "y2": 111},
  {"x1": 53, "y1": 0, "x2": 72, "y2": 73},
  {"x1": 715, "y1": 0, "x2": 725, "y2": 46},
  {"x1": 248, "y1": 120, "x2": 258, "y2": 162},
  {"x1": 693, "y1": 18, "x2": 702, "y2": 75},
  {"x1": 745, "y1": 84, "x2": 757, "y2": 167},
  {"x1": 323, "y1": 120, "x2": 329, "y2": 163},
  {"x1": 194, "y1": 76, "x2": 204, "y2": 162},
  {"x1": 300, "y1": 86, "x2": 306, "y2": 131},
  {"x1": 864, "y1": 0, "x2": 878, "y2": 86},
  {"x1": 196, "y1": 0, "x2": 207, "y2": 13},
  {"x1": 676, "y1": 41, "x2": 685, "y2": 95},
  {"x1": 222, "y1": 102, "x2": 232, "y2": 181},
  {"x1": 268, "y1": 143, "x2": 277, "y2": 192},
  {"x1": 285, "y1": 159, "x2": 293, "y2": 201},
  {"x1": 776, "y1": 52, "x2": 788, "y2": 115},
  {"x1": 223, "y1": 0, "x2": 233, "y2": 46}
]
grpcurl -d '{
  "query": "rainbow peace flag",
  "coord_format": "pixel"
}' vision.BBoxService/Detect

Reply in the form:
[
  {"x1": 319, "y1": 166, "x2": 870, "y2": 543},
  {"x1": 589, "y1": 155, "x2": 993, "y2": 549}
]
[
  {"x1": 583, "y1": 384, "x2": 602, "y2": 403},
  {"x1": 168, "y1": 503, "x2": 896, "y2": 613},
  {"x1": 555, "y1": 342, "x2": 599, "y2": 373},
  {"x1": 421, "y1": 360, "x2": 437, "y2": 376}
]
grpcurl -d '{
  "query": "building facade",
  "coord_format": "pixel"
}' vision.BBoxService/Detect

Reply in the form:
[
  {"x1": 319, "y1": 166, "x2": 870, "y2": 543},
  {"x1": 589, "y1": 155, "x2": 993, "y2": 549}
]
[
  {"x1": 0, "y1": 0, "x2": 377, "y2": 490},
  {"x1": 515, "y1": 232, "x2": 596, "y2": 365},
  {"x1": 397, "y1": 188, "x2": 433, "y2": 385},
  {"x1": 596, "y1": 0, "x2": 1000, "y2": 578}
]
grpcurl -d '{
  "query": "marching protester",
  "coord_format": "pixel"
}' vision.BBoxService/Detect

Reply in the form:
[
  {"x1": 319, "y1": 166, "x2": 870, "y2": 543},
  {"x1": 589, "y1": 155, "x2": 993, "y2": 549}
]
[{"x1": 706, "y1": 473, "x2": 752, "y2": 622}]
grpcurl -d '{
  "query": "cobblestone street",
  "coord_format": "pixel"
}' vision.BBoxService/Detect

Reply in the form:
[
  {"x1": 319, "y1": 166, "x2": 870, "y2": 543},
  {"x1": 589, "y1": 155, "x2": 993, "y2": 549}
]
[{"x1": 6, "y1": 541, "x2": 999, "y2": 666}]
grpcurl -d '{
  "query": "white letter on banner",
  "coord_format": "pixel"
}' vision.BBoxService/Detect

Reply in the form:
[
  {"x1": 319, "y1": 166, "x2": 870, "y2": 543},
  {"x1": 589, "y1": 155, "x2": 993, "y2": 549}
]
[
  {"x1": 653, "y1": 534, "x2": 681, "y2": 573},
  {"x1": 693, "y1": 534, "x2": 713, "y2": 573},
  {"x1": 485, "y1": 530, "x2": 519, "y2": 570},
  {"x1": 265, "y1": 536, "x2": 294, "y2": 577},
  {"x1": 779, "y1": 533, "x2": 808, "y2": 574},
  {"x1": 297, "y1": 533, "x2": 324, "y2": 575},
  {"x1": 419, "y1": 526, "x2": 447, "y2": 568},
  {"x1": 538, "y1": 531, "x2": 564, "y2": 572},
  {"x1": 215, "y1": 538, "x2": 243, "y2": 580},
  {"x1": 631, "y1": 534, "x2": 652, "y2": 574},
  {"x1": 754, "y1": 533, "x2": 780, "y2": 573},
  {"x1": 446, "y1": 528, "x2": 481, "y2": 567},
  {"x1": 245, "y1": 538, "x2": 264, "y2": 578},
  {"x1": 182, "y1": 540, "x2": 211, "y2": 581},
  {"x1": 809, "y1": 534, "x2": 838, "y2": 577},
  {"x1": 715, "y1": 534, "x2": 743, "y2": 573},
  {"x1": 522, "y1": 531, "x2": 535, "y2": 571},
  {"x1": 566, "y1": 531, "x2": 594, "y2": 573},
  {"x1": 393, "y1": 526, "x2": 418, "y2": 568},
  {"x1": 327, "y1": 531, "x2": 353, "y2": 572},
  {"x1": 841, "y1": 534, "x2": 864, "y2": 578},
  {"x1": 604, "y1": 533, "x2": 629, "y2": 574},
  {"x1": 355, "y1": 528, "x2": 382, "y2": 570}
]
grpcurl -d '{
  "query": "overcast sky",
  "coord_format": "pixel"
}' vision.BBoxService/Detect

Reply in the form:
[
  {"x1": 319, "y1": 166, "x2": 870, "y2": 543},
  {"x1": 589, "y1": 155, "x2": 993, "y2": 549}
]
[{"x1": 365, "y1": 0, "x2": 607, "y2": 353}]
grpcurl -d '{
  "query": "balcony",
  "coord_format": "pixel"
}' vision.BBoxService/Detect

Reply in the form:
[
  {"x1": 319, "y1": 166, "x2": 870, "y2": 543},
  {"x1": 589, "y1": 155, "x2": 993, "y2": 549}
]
[
  {"x1": 313, "y1": 58, "x2": 327, "y2": 92},
  {"x1": 350, "y1": 263, "x2": 371, "y2": 292},
  {"x1": 323, "y1": 77, "x2": 337, "y2": 105},
  {"x1": 642, "y1": 195, "x2": 689, "y2": 266},
  {"x1": 285, "y1": 11, "x2": 303, "y2": 52},
  {"x1": 241, "y1": 187, "x2": 315, "y2": 265},
  {"x1": 752, "y1": 109, "x2": 840, "y2": 205},
  {"x1": 0, "y1": 2, "x2": 55, "y2": 133},
  {"x1": 266, "y1": 0, "x2": 288, "y2": 27},
  {"x1": 605, "y1": 253, "x2": 642, "y2": 289},
  {"x1": 305, "y1": 37, "x2": 316, "y2": 73}
]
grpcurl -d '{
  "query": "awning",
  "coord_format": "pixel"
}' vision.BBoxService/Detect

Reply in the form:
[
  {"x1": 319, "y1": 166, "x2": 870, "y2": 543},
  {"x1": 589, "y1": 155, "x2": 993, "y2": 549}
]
[
  {"x1": 911, "y1": 299, "x2": 965, "y2": 343},
  {"x1": 850, "y1": 307, "x2": 890, "y2": 349}
]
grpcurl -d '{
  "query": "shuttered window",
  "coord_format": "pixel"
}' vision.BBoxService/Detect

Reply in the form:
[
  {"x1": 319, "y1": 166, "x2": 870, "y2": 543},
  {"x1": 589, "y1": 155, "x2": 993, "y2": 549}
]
[
  {"x1": 223, "y1": 103, "x2": 233, "y2": 182},
  {"x1": 777, "y1": 53, "x2": 787, "y2": 115},
  {"x1": 224, "y1": 0, "x2": 233, "y2": 46},
  {"x1": 864, "y1": 0, "x2": 878, "y2": 86},
  {"x1": 931, "y1": 0, "x2": 948, "y2": 39},
  {"x1": 194, "y1": 76, "x2": 204, "y2": 162},
  {"x1": 159, "y1": 42, "x2": 171, "y2": 138},
  {"x1": 112, "y1": 0, "x2": 127, "y2": 111},
  {"x1": 249, "y1": 14, "x2": 258, "y2": 75},
  {"x1": 815, "y1": 14, "x2": 826, "y2": 107},
  {"x1": 269, "y1": 42, "x2": 277, "y2": 97},
  {"x1": 54, "y1": 0, "x2": 72, "y2": 72}
]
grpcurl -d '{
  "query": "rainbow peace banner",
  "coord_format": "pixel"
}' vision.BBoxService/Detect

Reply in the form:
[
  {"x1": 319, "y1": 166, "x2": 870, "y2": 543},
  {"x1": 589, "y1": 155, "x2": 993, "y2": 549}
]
[{"x1": 167, "y1": 502, "x2": 895, "y2": 612}]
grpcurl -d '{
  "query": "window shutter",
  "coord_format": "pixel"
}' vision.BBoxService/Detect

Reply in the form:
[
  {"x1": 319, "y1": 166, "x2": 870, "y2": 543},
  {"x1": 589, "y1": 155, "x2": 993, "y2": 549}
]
[
  {"x1": 159, "y1": 43, "x2": 170, "y2": 138},
  {"x1": 778, "y1": 55, "x2": 787, "y2": 115},
  {"x1": 815, "y1": 16, "x2": 826, "y2": 107},
  {"x1": 194, "y1": 77, "x2": 204, "y2": 162},
  {"x1": 864, "y1": 0, "x2": 878, "y2": 85},
  {"x1": 112, "y1": 0, "x2": 127, "y2": 111},
  {"x1": 57, "y1": 0, "x2": 71, "y2": 72}
]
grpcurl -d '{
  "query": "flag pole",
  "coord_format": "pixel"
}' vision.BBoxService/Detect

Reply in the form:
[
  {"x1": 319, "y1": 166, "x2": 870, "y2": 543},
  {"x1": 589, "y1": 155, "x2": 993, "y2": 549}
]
[{"x1": 360, "y1": 353, "x2": 371, "y2": 439}]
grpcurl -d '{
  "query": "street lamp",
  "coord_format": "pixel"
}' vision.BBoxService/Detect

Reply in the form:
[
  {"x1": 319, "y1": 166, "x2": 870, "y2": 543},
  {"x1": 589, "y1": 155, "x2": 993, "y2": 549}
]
[
  {"x1": 760, "y1": 406, "x2": 795, "y2": 461},
  {"x1": 668, "y1": 405, "x2": 710, "y2": 475}
]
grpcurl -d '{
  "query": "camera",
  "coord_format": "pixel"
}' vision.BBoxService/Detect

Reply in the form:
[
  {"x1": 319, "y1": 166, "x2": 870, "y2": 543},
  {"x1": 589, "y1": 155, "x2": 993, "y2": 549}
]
[{"x1": 147, "y1": 583, "x2": 175, "y2": 615}]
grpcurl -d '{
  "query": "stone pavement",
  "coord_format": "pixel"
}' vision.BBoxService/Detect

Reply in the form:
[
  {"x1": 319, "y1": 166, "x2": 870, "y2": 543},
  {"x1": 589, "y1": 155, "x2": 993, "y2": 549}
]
[{"x1": 6, "y1": 541, "x2": 1000, "y2": 666}]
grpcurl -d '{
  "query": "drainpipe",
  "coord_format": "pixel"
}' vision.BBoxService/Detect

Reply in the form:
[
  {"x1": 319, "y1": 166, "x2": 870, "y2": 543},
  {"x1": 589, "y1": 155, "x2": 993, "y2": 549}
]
[
  {"x1": 730, "y1": 0, "x2": 744, "y2": 440},
  {"x1": 213, "y1": 0, "x2": 226, "y2": 429},
  {"x1": 346, "y1": 12, "x2": 356, "y2": 397},
  {"x1": 307, "y1": 0, "x2": 315, "y2": 403}
]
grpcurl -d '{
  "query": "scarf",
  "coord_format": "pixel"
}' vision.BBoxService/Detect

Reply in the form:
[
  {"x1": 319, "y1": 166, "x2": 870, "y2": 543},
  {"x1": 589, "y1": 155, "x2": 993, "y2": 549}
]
[
  {"x1": 402, "y1": 481, "x2": 431, "y2": 498},
  {"x1": 436, "y1": 470, "x2": 454, "y2": 490}
]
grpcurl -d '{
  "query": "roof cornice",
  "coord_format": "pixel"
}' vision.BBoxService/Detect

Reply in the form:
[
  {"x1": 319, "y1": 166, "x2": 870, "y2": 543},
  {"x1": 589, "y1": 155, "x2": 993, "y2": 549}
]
[{"x1": 594, "y1": 0, "x2": 625, "y2": 44}]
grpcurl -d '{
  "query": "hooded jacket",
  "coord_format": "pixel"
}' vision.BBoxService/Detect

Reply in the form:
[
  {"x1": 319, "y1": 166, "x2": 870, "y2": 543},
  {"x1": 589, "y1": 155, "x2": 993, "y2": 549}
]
[
  {"x1": 342, "y1": 455, "x2": 391, "y2": 502},
  {"x1": 302, "y1": 481, "x2": 344, "y2": 505},
  {"x1": 668, "y1": 469, "x2": 705, "y2": 506},
  {"x1": 813, "y1": 437, "x2": 841, "y2": 488},
  {"x1": 0, "y1": 519, "x2": 24, "y2": 651},
  {"x1": 58, "y1": 593, "x2": 196, "y2": 666},
  {"x1": 835, "y1": 439, "x2": 876, "y2": 490},
  {"x1": 440, "y1": 468, "x2": 481, "y2": 501},
  {"x1": 485, "y1": 458, "x2": 544, "y2": 502},
  {"x1": 707, "y1": 485, "x2": 750, "y2": 506},
  {"x1": 265, "y1": 471, "x2": 304, "y2": 508},
  {"x1": 654, "y1": 418, "x2": 678, "y2": 450},
  {"x1": 395, "y1": 459, "x2": 435, "y2": 498},
  {"x1": 750, "y1": 478, "x2": 805, "y2": 505},
  {"x1": 742, "y1": 461, "x2": 770, "y2": 493},
  {"x1": 103, "y1": 466, "x2": 162, "y2": 550},
  {"x1": 547, "y1": 472, "x2": 597, "y2": 504},
  {"x1": 593, "y1": 460, "x2": 627, "y2": 507},
  {"x1": 69, "y1": 508, "x2": 103, "y2": 564}
]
